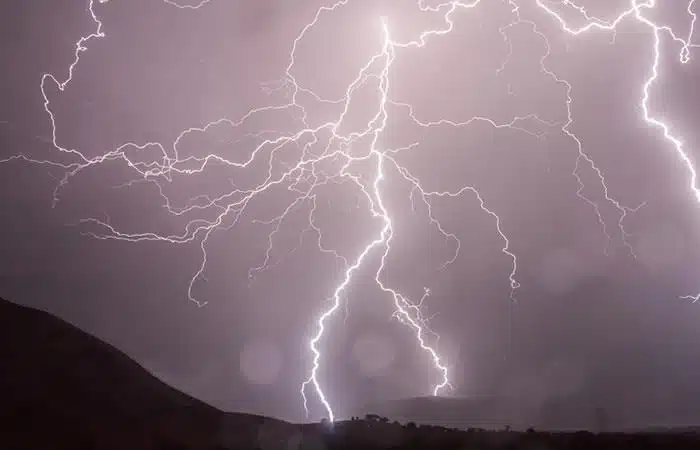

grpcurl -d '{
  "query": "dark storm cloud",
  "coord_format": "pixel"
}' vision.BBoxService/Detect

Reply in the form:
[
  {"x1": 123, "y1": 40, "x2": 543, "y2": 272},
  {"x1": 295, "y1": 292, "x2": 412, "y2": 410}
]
[{"x1": 2, "y1": 0, "x2": 700, "y2": 427}]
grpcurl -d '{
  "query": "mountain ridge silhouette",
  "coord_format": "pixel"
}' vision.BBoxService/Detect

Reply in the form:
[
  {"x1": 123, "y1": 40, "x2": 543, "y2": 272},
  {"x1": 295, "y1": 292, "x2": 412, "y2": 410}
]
[{"x1": 0, "y1": 296, "x2": 292, "y2": 449}]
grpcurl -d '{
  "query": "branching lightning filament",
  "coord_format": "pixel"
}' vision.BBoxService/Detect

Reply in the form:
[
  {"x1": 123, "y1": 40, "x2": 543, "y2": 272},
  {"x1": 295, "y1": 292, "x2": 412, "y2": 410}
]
[{"x1": 4, "y1": 0, "x2": 699, "y2": 422}]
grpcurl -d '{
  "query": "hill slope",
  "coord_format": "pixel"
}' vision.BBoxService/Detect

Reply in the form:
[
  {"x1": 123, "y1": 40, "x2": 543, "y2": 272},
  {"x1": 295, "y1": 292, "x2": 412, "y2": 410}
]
[
  {"x1": 4, "y1": 296, "x2": 700, "y2": 450},
  {"x1": 0, "y1": 297, "x2": 227, "y2": 449}
]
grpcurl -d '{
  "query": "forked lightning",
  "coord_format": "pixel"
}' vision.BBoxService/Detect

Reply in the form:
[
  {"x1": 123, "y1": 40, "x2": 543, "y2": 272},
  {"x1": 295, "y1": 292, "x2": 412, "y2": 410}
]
[{"x1": 3, "y1": 0, "x2": 699, "y2": 422}]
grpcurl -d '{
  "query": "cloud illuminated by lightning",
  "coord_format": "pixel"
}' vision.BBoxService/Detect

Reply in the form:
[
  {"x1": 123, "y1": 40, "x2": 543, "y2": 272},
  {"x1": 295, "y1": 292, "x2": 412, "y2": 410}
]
[{"x1": 3, "y1": 0, "x2": 699, "y2": 422}]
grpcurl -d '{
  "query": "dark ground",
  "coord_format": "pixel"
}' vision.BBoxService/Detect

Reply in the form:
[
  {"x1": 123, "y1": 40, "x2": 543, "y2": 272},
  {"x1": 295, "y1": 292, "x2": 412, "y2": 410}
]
[{"x1": 1, "y1": 296, "x2": 699, "y2": 450}]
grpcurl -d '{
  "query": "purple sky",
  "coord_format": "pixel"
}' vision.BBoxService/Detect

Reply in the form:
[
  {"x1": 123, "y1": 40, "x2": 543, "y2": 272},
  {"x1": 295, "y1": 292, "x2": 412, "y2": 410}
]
[{"x1": 2, "y1": 0, "x2": 700, "y2": 427}]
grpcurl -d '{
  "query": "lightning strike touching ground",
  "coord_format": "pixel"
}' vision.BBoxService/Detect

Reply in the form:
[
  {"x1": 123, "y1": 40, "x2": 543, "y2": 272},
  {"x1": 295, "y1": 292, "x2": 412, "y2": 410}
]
[{"x1": 4, "y1": 0, "x2": 700, "y2": 422}]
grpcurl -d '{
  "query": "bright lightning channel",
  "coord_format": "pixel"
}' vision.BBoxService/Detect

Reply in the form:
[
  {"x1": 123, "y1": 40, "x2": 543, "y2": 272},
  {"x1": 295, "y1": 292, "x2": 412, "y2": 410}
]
[
  {"x1": 532, "y1": 0, "x2": 700, "y2": 300},
  {"x1": 2, "y1": 0, "x2": 699, "y2": 423}
]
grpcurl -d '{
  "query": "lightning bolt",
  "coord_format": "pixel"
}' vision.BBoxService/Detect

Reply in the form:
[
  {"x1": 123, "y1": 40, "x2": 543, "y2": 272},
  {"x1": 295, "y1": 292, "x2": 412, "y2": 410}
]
[
  {"x1": 531, "y1": 1, "x2": 699, "y2": 299},
  {"x1": 4, "y1": 0, "x2": 699, "y2": 423}
]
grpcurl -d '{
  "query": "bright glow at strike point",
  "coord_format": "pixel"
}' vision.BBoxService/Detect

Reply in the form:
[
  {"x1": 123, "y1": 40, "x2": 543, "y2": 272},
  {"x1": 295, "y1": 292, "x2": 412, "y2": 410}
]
[{"x1": 5, "y1": 0, "x2": 700, "y2": 422}]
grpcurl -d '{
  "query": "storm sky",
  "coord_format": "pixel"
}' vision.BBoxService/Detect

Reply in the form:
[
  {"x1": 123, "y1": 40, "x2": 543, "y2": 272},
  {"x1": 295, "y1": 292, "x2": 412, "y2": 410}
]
[{"x1": 2, "y1": 0, "x2": 700, "y2": 427}]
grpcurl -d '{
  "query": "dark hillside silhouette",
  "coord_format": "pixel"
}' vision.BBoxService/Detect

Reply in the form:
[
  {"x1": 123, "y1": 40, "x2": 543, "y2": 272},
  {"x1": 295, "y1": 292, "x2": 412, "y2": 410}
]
[
  {"x1": 2, "y1": 296, "x2": 700, "y2": 450},
  {"x1": 0, "y1": 297, "x2": 223, "y2": 449}
]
